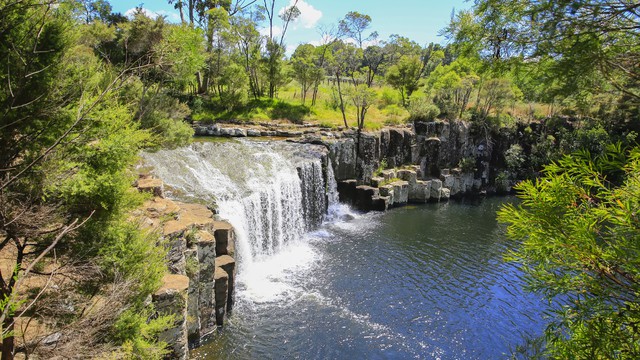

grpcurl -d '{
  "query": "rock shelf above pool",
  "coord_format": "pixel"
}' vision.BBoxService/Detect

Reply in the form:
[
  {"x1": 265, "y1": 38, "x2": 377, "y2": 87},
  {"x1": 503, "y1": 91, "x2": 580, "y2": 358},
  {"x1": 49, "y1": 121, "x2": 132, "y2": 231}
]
[{"x1": 337, "y1": 167, "x2": 479, "y2": 212}]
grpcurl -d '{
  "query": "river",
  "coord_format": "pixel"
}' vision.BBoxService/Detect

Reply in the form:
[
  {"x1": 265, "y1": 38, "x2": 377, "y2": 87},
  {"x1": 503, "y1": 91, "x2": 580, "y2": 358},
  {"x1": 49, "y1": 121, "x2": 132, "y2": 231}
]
[{"x1": 191, "y1": 197, "x2": 547, "y2": 360}]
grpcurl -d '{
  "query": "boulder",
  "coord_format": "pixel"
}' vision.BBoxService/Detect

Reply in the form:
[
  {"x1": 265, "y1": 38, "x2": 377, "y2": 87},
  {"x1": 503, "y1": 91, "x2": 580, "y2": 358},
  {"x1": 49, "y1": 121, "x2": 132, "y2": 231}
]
[
  {"x1": 440, "y1": 188, "x2": 451, "y2": 201},
  {"x1": 337, "y1": 180, "x2": 358, "y2": 204},
  {"x1": 409, "y1": 180, "x2": 431, "y2": 203},
  {"x1": 379, "y1": 185, "x2": 395, "y2": 205},
  {"x1": 430, "y1": 179, "x2": 443, "y2": 201},
  {"x1": 371, "y1": 176, "x2": 384, "y2": 187},
  {"x1": 354, "y1": 185, "x2": 379, "y2": 211}
]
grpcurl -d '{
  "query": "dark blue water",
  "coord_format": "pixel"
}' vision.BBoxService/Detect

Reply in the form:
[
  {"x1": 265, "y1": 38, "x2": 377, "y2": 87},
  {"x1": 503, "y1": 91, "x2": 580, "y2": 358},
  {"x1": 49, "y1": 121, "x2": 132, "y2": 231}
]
[{"x1": 192, "y1": 197, "x2": 547, "y2": 359}]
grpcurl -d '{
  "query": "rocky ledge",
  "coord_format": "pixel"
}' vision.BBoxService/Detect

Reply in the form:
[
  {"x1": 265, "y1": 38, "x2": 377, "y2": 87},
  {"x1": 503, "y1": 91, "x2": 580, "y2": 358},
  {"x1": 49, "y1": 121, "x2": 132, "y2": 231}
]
[{"x1": 134, "y1": 177, "x2": 237, "y2": 359}]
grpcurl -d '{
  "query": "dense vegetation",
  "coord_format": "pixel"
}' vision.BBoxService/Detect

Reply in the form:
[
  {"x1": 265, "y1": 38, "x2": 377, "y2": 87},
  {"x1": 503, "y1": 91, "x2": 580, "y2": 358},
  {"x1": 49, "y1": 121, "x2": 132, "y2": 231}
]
[{"x1": 0, "y1": 0, "x2": 638, "y2": 358}]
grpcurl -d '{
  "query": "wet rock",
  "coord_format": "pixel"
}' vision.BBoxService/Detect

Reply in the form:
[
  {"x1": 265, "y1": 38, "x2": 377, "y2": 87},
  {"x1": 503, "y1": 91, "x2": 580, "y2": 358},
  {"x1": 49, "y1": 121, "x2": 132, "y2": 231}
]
[
  {"x1": 430, "y1": 179, "x2": 443, "y2": 201},
  {"x1": 355, "y1": 185, "x2": 379, "y2": 211},
  {"x1": 233, "y1": 128, "x2": 247, "y2": 137},
  {"x1": 391, "y1": 181, "x2": 409, "y2": 204},
  {"x1": 379, "y1": 185, "x2": 395, "y2": 205},
  {"x1": 371, "y1": 176, "x2": 384, "y2": 187},
  {"x1": 327, "y1": 138, "x2": 356, "y2": 181},
  {"x1": 337, "y1": 180, "x2": 358, "y2": 205},
  {"x1": 440, "y1": 188, "x2": 451, "y2": 201},
  {"x1": 247, "y1": 129, "x2": 261, "y2": 137},
  {"x1": 409, "y1": 180, "x2": 431, "y2": 203}
]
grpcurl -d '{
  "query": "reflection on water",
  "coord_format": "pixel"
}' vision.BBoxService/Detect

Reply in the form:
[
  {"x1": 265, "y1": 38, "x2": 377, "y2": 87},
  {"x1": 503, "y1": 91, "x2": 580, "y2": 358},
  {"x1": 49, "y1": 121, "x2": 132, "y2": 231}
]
[{"x1": 192, "y1": 197, "x2": 547, "y2": 360}]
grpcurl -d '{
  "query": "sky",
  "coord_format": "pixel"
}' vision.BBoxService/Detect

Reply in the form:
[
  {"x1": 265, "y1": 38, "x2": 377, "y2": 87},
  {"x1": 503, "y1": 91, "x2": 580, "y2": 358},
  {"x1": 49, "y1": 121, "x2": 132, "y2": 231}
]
[{"x1": 109, "y1": 0, "x2": 472, "y2": 50}]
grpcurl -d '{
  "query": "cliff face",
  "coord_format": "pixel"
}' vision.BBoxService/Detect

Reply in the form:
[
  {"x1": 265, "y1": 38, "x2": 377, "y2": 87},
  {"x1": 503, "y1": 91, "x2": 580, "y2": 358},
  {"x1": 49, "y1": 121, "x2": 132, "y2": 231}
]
[
  {"x1": 135, "y1": 182, "x2": 237, "y2": 359},
  {"x1": 320, "y1": 120, "x2": 518, "y2": 211}
]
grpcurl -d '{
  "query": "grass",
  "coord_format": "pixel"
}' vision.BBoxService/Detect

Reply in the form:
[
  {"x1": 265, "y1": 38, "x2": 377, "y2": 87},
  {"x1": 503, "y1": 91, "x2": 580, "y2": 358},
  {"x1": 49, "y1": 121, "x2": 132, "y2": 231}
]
[
  {"x1": 191, "y1": 81, "x2": 557, "y2": 131},
  {"x1": 192, "y1": 82, "x2": 411, "y2": 130}
]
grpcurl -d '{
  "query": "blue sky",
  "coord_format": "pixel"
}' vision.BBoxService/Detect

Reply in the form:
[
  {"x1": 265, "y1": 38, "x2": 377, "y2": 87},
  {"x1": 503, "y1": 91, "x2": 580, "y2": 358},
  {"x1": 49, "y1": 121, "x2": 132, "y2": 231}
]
[{"x1": 109, "y1": 0, "x2": 472, "y2": 49}]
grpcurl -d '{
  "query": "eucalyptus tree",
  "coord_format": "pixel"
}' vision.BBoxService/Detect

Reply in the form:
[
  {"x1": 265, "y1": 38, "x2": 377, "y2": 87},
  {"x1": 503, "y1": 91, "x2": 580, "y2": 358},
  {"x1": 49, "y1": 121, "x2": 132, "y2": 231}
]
[
  {"x1": 290, "y1": 44, "x2": 324, "y2": 104},
  {"x1": 231, "y1": 14, "x2": 265, "y2": 98},
  {"x1": 386, "y1": 43, "x2": 444, "y2": 107},
  {"x1": 260, "y1": 0, "x2": 300, "y2": 98},
  {"x1": 324, "y1": 40, "x2": 362, "y2": 128},
  {"x1": 446, "y1": 0, "x2": 640, "y2": 107}
]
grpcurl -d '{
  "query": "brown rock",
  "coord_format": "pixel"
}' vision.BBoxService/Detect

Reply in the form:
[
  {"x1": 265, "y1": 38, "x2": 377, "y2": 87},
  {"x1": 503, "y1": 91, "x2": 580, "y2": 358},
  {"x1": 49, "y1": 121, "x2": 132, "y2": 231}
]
[{"x1": 137, "y1": 178, "x2": 164, "y2": 197}]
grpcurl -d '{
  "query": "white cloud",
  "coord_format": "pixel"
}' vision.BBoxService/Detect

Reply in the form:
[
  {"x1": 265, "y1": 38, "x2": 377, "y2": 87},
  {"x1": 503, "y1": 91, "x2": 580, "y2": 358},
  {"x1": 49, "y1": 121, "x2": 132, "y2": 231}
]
[
  {"x1": 124, "y1": 7, "x2": 181, "y2": 23},
  {"x1": 259, "y1": 25, "x2": 283, "y2": 39},
  {"x1": 279, "y1": 0, "x2": 323, "y2": 29}
]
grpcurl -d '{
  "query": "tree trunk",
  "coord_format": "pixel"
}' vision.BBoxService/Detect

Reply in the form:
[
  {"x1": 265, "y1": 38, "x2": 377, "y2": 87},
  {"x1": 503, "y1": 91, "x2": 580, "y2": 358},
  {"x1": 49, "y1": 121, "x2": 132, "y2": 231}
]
[
  {"x1": 336, "y1": 73, "x2": 348, "y2": 128},
  {"x1": 1, "y1": 319, "x2": 14, "y2": 360}
]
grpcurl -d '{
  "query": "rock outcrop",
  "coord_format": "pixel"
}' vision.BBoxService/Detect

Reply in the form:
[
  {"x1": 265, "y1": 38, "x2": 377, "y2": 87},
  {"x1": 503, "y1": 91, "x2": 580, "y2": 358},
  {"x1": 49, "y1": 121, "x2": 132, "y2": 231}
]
[{"x1": 135, "y1": 179, "x2": 237, "y2": 355}]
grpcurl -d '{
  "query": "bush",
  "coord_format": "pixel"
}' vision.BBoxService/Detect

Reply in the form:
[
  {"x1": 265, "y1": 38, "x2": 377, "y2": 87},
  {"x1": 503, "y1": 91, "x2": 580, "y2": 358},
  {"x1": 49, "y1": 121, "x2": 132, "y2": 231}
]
[
  {"x1": 408, "y1": 97, "x2": 440, "y2": 122},
  {"x1": 458, "y1": 157, "x2": 476, "y2": 173},
  {"x1": 378, "y1": 87, "x2": 401, "y2": 109}
]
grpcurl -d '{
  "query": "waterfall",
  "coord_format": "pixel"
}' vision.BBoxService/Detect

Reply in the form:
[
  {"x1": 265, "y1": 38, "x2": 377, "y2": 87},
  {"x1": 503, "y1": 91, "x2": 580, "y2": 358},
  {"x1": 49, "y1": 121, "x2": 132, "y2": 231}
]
[{"x1": 141, "y1": 140, "x2": 334, "y2": 278}]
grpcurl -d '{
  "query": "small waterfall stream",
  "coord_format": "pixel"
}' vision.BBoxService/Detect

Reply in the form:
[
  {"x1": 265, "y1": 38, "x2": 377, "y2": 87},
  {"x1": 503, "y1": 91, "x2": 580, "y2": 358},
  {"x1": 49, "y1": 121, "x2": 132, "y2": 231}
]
[{"x1": 142, "y1": 140, "x2": 340, "y2": 302}]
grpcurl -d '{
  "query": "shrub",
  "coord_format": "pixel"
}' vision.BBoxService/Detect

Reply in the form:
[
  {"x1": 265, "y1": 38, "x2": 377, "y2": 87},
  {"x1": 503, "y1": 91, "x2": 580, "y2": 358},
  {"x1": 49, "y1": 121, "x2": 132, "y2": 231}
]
[{"x1": 408, "y1": 97, "x2": 440, "y2": 121}]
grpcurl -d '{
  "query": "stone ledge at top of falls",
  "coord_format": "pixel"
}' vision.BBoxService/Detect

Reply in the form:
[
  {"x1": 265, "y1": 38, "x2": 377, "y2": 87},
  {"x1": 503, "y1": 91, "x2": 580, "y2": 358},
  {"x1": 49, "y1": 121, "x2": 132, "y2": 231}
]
[{"x1": 193, "y1": 120, "x2": 413, "y2": 140}]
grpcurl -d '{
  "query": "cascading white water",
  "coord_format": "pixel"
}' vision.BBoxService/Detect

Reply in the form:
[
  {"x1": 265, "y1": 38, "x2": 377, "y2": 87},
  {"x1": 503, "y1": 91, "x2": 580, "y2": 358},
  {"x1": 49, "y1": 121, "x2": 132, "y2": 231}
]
[{"x1": 141, "y1": 140, "x2": 340, "y2": 302}]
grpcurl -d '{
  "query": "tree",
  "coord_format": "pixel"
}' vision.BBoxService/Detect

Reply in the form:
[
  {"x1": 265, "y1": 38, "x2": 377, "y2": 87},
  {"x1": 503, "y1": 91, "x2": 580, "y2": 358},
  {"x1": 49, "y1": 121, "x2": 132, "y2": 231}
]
[
  {"x1": 1, "y1": 3, "x2": 170, "y2": 358},
  {"x1": 324, "y1": 40, "x2": 361, "y2": 128},
  {"x1": 290, "y1": 44, "x2": 323, "y2": 104},
  {"x1": 347, "y1": 84, "x2": 376, "y2": 131},
  {"x1": 447, "y1": 1, "x2": 640, "y2": 101},
  {"x1": 386, "y1": 55, "x2": 423, "y2": 107},
  {"x1": 498, "y1": 145, "x2": 640, "y2": 358},
  {"x1": 260, "y1": 0, "x2": 300, "y2": 98},
  {"x1": 338, "y1": 11, "x2": 377, "y2": 50},
  {"x1": 427, "y1": 57, "x2": 480, "y2": 118}
]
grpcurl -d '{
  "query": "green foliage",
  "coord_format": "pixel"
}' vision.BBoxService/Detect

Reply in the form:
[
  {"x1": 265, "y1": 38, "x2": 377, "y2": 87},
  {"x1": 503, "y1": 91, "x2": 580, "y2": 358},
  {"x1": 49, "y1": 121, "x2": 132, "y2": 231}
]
[
  {"x1": 427, "y1": 57, "x2": 480, "y2": 118},
  {"x1": 378, "y1": 87, "x2": 402, "y2": 109},
  {"x1": 138, "y1": 91, "x2": 194, "y2": 149},
  {"x1": 218, "y1": 63, "x2": 250, "y2": 111},
  {"x1": 408, "y1": 96, "x2": 440, "y2": 122},
  {"x1": 458, "y1": 157, "x2": 476, "y2": 173},
  {"x1": 113, "y1": 307, "x2": 173, "y2": 360},
  {"x1": 386, "y1": 55, "x2": 423, "y2": 106},
  {"x1": 504, "y1": 144, "x2": 525, "y2": 176},
  {"x1": 98, "y1": 221, "x2": 166, "y2": 303},
  {"x1": 374, "y1": 159, "x2": 388, "y2": 177},
  {"x1": 498, "y1": 145, "x2": 640, "y2": 358}
]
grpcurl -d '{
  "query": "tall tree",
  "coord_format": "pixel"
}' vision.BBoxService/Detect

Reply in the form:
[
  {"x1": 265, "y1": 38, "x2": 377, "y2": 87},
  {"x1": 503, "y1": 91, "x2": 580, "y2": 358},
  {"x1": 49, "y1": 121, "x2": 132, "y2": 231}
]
[{"x1": 260, "y1": 0, "x2": 300, "y2": 98}]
